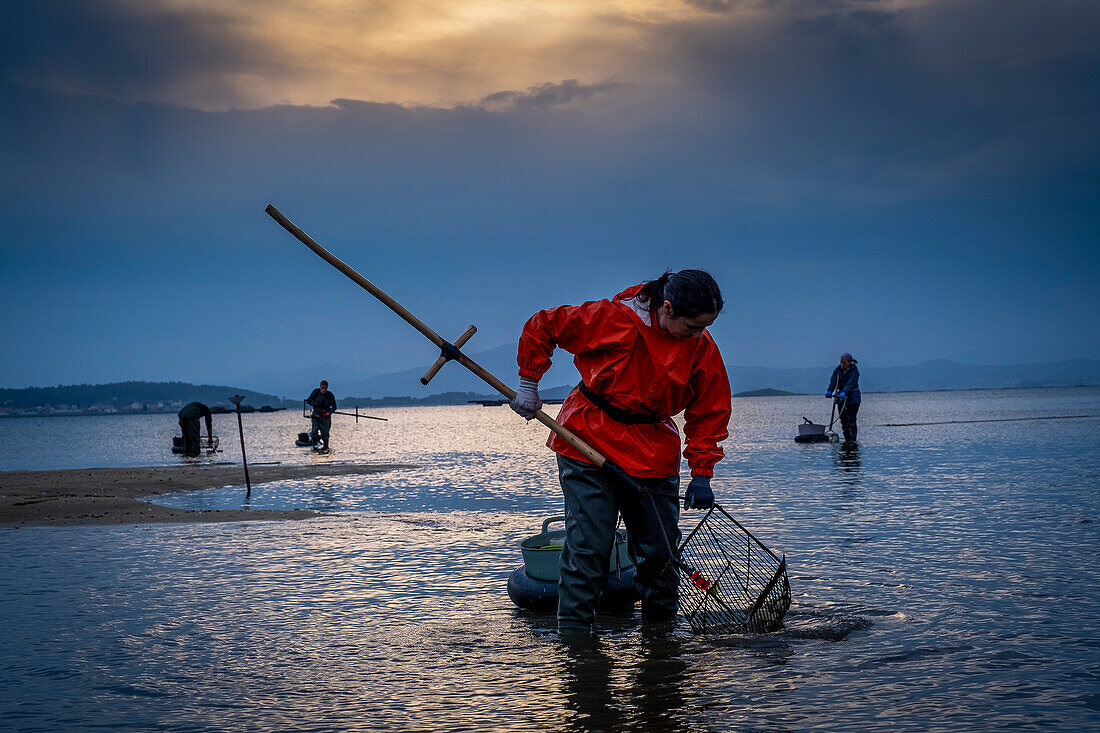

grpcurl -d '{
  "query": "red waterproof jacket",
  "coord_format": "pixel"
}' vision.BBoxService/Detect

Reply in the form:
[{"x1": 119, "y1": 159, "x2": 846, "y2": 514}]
[{"x1": 517, "y1": 284, "x2": 732, "y2": 478}]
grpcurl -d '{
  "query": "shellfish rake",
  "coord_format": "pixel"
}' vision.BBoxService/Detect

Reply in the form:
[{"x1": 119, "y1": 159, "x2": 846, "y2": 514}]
[
  {"x1": 609, "y1": 463, "x2": 791, "y2": 634},
  {"x1": 265, "y1": 204, "x2": 791, "y2": 634},
  {"x1": 675, "y1": 503, "x2": 790, "y2": 634}
]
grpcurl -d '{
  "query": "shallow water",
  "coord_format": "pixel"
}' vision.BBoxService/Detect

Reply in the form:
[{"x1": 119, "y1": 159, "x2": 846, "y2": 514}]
[{"x1": 2, "y1": 388, "x2": 1099, "y2": 731}]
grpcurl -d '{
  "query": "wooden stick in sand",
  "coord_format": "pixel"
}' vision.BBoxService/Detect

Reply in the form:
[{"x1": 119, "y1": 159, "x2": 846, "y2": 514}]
[{"x1": 230, "y1": 395, "x2": 252, "y2": 498}]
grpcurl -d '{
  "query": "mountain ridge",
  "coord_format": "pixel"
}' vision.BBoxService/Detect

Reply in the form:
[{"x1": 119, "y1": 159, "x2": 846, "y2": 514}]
[
  {"x1": 335, "y1": 355, "x2": 1100, "y2": 398},
  {"x1": 3, "y1": 359, "x2": 1096, "y2": 411}
]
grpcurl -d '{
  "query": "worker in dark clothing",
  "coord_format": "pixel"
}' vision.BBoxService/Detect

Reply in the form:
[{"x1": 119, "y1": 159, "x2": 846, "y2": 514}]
[
  {"x1": 826, "y1": 353, "x2": 861, "y2": 443},
  {"x1": 306, "y1": 380, "x2": 337, "y2": 450},
  {"x1": 178, "y1": 402, "x2": 214, "y2": 456}
]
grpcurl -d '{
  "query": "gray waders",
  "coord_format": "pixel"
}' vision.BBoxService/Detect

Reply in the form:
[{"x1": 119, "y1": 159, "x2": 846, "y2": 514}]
[
  {"x1": 310, "y1": 415, "x2": 332, "y2": 449},
  {"x1": 557, "y1": 454, "x2": 681, "y2": 632},
  {"x1": 839, "y1": 401, "x2": 859, "y2": 442}
]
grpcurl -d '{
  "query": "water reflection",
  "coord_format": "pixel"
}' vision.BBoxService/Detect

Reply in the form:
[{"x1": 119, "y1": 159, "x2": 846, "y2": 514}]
[
  {"x1": 832, "y1": 442, "x2": 862, "y2": 486},
  {"x1": 561, "y1": 632, "x2": 689, "y2": 733},
  {"x1": 310, "y1": 480, "x2": 338, "y2": 511},
  {"x1": 562, "y1": 637, "x2": 619, "y2": 732},
  {"x1": 632, "y1": 632, "x2": 688, "y2": 731}
]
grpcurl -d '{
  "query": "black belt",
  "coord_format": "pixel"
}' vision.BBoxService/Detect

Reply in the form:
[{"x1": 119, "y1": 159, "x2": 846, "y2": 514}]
[{"x1": 576, "y1": 382, "x2": 662, "y2": 425}]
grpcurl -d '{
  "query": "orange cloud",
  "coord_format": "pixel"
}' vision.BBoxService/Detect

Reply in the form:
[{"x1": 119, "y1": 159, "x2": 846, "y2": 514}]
[{"x1": 4, "y1": 0, "x2": 721, "y2": 109}]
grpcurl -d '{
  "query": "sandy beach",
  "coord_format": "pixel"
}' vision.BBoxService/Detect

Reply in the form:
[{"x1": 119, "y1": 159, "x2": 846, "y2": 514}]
[{"x1": 0, "y1": 463, "x2": 416, "y2": 527}]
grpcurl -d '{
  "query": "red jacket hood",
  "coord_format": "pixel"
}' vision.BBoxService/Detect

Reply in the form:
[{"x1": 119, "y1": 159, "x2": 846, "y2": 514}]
[{"x1": 613, "y1": 283, "x2": 646, "y2": 303}]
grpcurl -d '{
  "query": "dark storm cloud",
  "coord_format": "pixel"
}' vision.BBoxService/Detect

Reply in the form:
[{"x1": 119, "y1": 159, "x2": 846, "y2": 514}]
[
  {"x1": 0, "y1": 0, "x2": 279, "y2": 107},
  {"x1": 681, "y1": 0, "x2": 889, "y2": 14},
  {"x1": 650, "y1": 0, "x2": 1100, "y2": 198},
  {"x1": 477, "y1": 80, "x2": 627, "y2": 112},
  {"x1": 680, "y1": 0, "x2": 744, "y2": 14}
]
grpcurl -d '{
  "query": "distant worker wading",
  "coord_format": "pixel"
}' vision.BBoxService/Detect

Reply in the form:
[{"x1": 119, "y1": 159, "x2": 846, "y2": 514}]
[
  {"x1": 510, "y1": 269, "x2": 732, "y2": 635},
  {"x1": 826, "y1": 353, "x2": 861, "y2": 443},
  {"x1": 306, "y1": 380, "x2": 337, "y2": 450},
  {"x1": 177, "y1": 401, "x2": 214, "y2": 456}
]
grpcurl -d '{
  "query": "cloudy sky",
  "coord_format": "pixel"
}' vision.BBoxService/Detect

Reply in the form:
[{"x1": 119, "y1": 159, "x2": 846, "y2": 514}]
[{"x1": 1, "y1": 0, "x2": 1097, "y2": 389}]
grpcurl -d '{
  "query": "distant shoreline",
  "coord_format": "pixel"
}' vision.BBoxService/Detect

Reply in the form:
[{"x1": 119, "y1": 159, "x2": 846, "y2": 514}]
[
  {"x1": 0, "y1": 409, "x2": 289, "y2": 419},
  {"x1": 735, "y1": 383, "x2": 1100, "y2": 398},
  {"x1": 1, "y1": 382, "x2": 1096, "y2": 418},
  {"x1": 0, "y1": 463, "x2": 416, "y2": 528}
]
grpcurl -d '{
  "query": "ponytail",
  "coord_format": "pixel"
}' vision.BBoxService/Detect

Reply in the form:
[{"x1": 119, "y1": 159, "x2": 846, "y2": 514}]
[
  {"x1": 637, "y1": 271, "x2": 673, "y2": 315},
  {"x1": 638, "y1": 269, "x2": 723, "y2": 319}
]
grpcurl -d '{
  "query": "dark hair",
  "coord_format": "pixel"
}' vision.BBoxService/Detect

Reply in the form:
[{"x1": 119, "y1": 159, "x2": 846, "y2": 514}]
[
  {"x1": 320, "y1": 380, "x2": 328, "y2": 387},
  {"x1": 638, "y1": 269, "x2": 724, "y2": 319}
]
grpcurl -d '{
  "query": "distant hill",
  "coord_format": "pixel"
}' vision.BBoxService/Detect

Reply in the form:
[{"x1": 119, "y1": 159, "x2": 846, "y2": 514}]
[
  {"x1": 320, "y1": 352, "x2": 1100, "y2": 399},
  {"x1": 6, "y1": 359, "x2": 1097, "y2": 414},
  {"x1": 733, "y1": 388, "x2": 796, "y2": 397},
  {"x1": 0, "y1": 381, "x2": 287, "y2": 412},
  {"x1": 336, "y1": 342, "x2": 581, "y2": 399},
  {"x1": 341, "y1": 391, "x2": 505, "y2": 407},
  {"x1": 228, "y1": 363, "x2": 378, "y2": 400},
  {"x1": 724, "y1": 359, "x2": 1099, "y2": 394}
]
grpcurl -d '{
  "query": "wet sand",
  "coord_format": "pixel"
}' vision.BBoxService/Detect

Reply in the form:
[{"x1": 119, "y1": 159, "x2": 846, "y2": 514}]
[{"x1": 0, "y1": 463, "x2": 416, "y2": 527}]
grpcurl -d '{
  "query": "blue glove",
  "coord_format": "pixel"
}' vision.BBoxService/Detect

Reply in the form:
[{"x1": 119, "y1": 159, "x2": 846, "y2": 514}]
[
  {"x1": 825, "y1": 391, "x2": 833, "y2": 398},
  {"x1": 837, "y1": 391, "x2": 846, "y2": 400},
  {"x1": 684, "y1": 476, "x2": 714, "y2": 510}
]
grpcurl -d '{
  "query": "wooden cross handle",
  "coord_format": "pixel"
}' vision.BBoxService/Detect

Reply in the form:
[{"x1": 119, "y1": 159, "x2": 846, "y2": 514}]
[
  {"x1": 265, "y1": 204, "x2": 607, "y2": 468},
  {"x1": 421, "y1": 325, "x2": 477, "y2": 385}
]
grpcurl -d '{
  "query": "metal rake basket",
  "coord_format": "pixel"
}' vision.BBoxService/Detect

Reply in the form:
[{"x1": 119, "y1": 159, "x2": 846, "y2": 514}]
[{"x1": 677, "y1": 504, "x2": 791, "y2": 634}]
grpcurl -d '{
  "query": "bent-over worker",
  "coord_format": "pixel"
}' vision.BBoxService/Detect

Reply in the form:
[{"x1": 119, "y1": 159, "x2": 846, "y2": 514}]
[
  {"x1": 510, "y1": 270, "x2": 732, "y2": 635},
  {"x1": 177, "y1": 401, "x2": 214, "y2": 456}
]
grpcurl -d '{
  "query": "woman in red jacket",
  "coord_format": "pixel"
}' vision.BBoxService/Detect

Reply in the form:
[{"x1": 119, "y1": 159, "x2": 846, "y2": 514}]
[{"x1": 510, "y1": 270, "x2": 732, "y2": 634}]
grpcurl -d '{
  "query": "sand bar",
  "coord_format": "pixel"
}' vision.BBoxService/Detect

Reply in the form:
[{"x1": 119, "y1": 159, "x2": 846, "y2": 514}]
[{"x1": 0, "y1": 463, "x2": 417, "y2": 527}]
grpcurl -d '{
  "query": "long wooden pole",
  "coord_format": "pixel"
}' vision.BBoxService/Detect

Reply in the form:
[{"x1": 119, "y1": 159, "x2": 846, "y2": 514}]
[
  {"x1": 331, "y1": 409, "x2": 386, "y2": 421},
  {"x1": 265, "y1": 205, "x2": 606, "y2": 468},
  {"x1": 265, "y1": 204, "x2": 792, "y2": 632}
]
